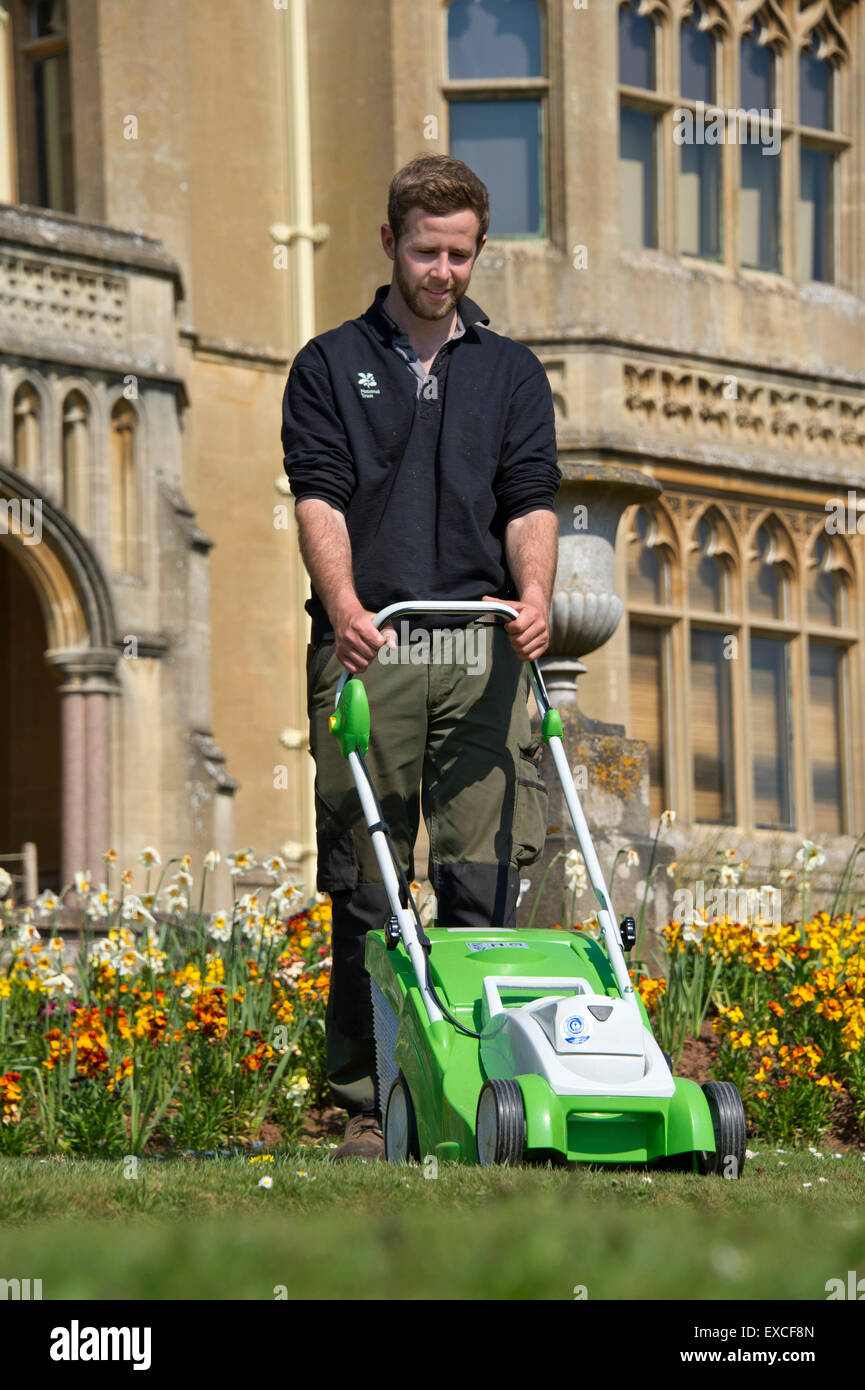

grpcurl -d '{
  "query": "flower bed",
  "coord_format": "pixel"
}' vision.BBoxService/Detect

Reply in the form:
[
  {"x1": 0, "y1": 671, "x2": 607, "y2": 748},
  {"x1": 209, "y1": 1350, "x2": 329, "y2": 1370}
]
[
  {"x1": 0, "y1": 849, "x2": 330, "y2": 1155},
  {"x1": 635, "y1": 912, "x2": 865, "y2": 1146},
  {"x1": 2, "y1": 833, "x2": 864, "y2": 1154}
]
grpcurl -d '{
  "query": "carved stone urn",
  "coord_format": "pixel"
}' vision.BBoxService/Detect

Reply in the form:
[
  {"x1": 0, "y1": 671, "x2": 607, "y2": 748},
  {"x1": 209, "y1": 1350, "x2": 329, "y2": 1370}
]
[{"x1": 539, "y1": 462, "x2": 663, "y2": 706}]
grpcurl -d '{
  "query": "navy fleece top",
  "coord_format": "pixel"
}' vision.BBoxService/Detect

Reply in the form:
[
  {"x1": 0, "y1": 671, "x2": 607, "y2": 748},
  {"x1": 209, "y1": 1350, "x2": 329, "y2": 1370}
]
[{"x1": 281, "y1": 284, "x2": 561, "y2": 638}]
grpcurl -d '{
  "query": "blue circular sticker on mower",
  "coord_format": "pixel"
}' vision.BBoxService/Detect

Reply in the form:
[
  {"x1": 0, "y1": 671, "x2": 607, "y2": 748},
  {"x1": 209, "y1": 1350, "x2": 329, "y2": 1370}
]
[{"x1": 564, "y1": 1014, "x2": 591, "y2": 1044}]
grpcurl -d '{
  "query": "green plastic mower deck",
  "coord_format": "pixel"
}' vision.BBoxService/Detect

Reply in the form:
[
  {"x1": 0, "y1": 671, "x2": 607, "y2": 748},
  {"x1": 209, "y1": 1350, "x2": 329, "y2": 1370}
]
[{"x1": 366, "y1": 927, "x2": 717, "y2": 1167}]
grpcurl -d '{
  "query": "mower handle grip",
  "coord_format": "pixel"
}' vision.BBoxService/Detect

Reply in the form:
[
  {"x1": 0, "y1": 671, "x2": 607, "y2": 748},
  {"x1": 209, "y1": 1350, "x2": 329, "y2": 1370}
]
[{"x1": 332, "y1": 600, "x2": 550, "y2": 712}]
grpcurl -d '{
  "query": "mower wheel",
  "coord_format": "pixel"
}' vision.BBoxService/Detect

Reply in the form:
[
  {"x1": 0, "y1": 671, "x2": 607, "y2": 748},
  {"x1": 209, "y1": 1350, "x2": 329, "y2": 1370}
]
[
  {"x1": 384, "y1": 1073, "x2": 420, "y2": 1163},
  {"x1": 697, "y1": 1080, "x2": 747, "y2": 1178},
  {"x1": 476, "y1": 1079, "x2": 526, "y2": 1166}
]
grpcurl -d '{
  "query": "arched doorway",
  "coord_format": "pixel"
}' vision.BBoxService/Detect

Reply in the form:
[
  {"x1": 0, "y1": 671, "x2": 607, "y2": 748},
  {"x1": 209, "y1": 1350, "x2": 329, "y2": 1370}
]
[
  {"x1": 0, "y1": 541, "x2": 63, "y2": 891},
  {"x1": 0, "y1": 468, "x2": 119, "y2": 901}
]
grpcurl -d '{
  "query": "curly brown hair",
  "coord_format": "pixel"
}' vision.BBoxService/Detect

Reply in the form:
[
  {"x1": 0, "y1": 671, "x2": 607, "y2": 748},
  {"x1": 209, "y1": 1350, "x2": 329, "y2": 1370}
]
[{"x1": 387, "y1": 154, "x2": 490, "y2": 251}]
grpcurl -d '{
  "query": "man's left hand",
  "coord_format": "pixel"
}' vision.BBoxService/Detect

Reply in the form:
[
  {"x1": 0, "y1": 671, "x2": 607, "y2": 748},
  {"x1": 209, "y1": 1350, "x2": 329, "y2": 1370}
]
[{"x1": 482, "y1": 593, "x2": 550, "y2": 661}]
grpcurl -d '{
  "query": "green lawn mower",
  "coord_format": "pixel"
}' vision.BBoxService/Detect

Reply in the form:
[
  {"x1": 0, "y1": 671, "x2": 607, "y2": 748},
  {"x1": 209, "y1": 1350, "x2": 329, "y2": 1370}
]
[{"x1": 329, "y1": 599, "x2": 747, "y2": 1174}]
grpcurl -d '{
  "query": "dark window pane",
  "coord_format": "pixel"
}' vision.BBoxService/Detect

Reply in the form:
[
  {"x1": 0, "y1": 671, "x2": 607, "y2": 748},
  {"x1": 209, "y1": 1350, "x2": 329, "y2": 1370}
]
[
  {"x1": 750, "y1": 635, "x2": 794, "y2": 828},
  {"x1": 808, "y1": 536, "x2": 841, "y2": 625},
  {"x1": 448, "y1": 0, "x2": 542, "y2": 80},
  {"x1": 618, "y1": 2, "x2": 654, "y2": 89},
  {"x1": 32, "y1": 0, "x2": 67, "y2": 39},
  {"x1": 741, "y1": 36, "x2": 773, "y2": 110},
  {"x1": 629, "y1": 624, "x2": 667, "y2": 820},
  {"x1": 800, "y1": 35, "x2": 831, "y2": 129},
  {"x1": 799, "y1": 145, "x2": 832, "y2": 282},
  {"x1": 619, "y1": 106, "x2": 656, "y2": 249},
  {"x1": 33, "y1": 52, "x2": 75, "y2": 213},
  {"x1": 450, "y1": 100, "x2": 542, "y2": 235},
  {"x1": 741, "y1": 142, "x2": 780, "y2": 269},
  {"x1": 689, "y1": 518, "x2": 725, "y2": 611},
  {"x1": 680, "y1": 142, "x2": 721, "y2": 258},
  {"x1": 680, "y1": 15, "x2": 714, "y2": 103},
  {"x1": 691, "y1": 628, "x2": 735, "y2": 823},
  {"x1": 809, "y1": 641, "x2": 844, "y2": 834},
  {"x1": 629, "y1": 510, "x2": 665, "y2": 604}
]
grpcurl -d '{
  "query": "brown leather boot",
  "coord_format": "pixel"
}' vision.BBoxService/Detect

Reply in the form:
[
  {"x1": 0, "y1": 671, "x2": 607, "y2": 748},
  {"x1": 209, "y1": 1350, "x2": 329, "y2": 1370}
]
[{"x1": 332, "y1": 1110, "x2": 385, "y2": 1162}]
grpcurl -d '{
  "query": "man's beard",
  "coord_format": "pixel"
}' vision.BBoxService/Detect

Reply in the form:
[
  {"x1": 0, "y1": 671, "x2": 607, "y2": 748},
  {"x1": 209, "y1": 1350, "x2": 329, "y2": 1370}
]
[{"x1": 394, "y1": 255, "x2": 468, "y2": 321}]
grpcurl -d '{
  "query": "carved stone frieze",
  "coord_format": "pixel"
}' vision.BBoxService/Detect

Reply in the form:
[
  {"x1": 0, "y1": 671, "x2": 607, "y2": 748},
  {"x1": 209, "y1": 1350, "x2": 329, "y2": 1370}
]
[{"x1": 623, "y1": 361, "x2": 865, "y2": 459}]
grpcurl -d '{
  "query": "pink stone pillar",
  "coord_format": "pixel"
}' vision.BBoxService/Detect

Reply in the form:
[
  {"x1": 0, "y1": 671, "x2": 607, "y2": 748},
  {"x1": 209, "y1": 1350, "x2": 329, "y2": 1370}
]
[
  {"x1": 85, "y1": 691, "x2": 109, "y2": 873},
  {"x1": 60, "y1": 681, "x2": 87, "y2": 893}
]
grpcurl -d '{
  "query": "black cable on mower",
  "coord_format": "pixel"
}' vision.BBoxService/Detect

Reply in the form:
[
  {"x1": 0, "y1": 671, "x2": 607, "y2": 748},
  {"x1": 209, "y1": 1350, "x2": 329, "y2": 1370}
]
[{"x1": 355, "y1": 753, "x2": 483, "y2": 1040}]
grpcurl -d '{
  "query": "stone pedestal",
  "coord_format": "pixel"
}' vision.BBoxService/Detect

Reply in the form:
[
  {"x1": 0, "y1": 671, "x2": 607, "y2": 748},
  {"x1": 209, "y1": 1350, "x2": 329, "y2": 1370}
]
[
  {"x1": 515, "y1": 462, "x2": 672, "y2": 960},
  {"x1": 519, "y1": 704, "x2": 673, "y2": 971}
]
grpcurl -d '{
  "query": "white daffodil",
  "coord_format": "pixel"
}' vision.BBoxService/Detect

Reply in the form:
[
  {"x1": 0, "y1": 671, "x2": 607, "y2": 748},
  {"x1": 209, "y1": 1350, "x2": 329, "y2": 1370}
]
[
  {"x1": 718, "y1": 864, "x2": 740, "y2": 887},
  {"x1": 795, "y1": 840, "x2": 826, "y2": 872},
  {"x1": 116, "y1": 949, "x2": 147, "y2": 978},
  {"x1": 88, "y1": 938, "x2": 115, "y2": 966},
  {"x1": 172, "y1": 869, "x2": 194, "y2": 889},
  {"x1": 0, "y1": 867, "x2": 12, "y2": 899},
  {"x1": 626, "y1": 849, "x2": 640, "y2": 868},
  {"x1": 237, "y1": 891, "x2": 262, "y2": 915},
  {"x1": 86, "y1": 885, "x2": 114, "y2": 921},
  {"x1": 203, "y1": 850, "x2": 221, "y2": 872},
  {"x1": 43, "y1": 972, "x2": 76, "y2": 996},
  {"x1": 262, "y1": 855, "x2": 287, "y2": 877},
  {"x1": 35, "y1": 889, "x2": 60, "y2": 918},
  {"x1": 274, "y1": 879, "x2": 305, "y2": 914},
  {"x1": 74, "y1": 869, "x2": 93, "y2": 895},
  {"x1": 779, "y1": 867, "x2": 796, "y2": 884},
  {"x1": 207, "y1": 912, "x2": 232, "y2": 942},
  {"x1": 16, "y1": 923, "x2": 42, "y2": 948},
  {"x1": 258, "y1": 1176, "x2": 273, "y2": 1190},
  {"x1": 660, "y1": 809, "x2": 676, "y2": 827},
  {"x1": 227, "y1": 848, "x2": 257, "y2": 877},
  {"x1": 666, "y1": 860, "x2": 678, "y2": 879},
  {"x1": 138, "y1": 847, "x2": 162, "y2": 868},
  {"x1": 564, "y1": 849, "x2": 587, "y2": 893},
  {"x1": 121, "y1": 894, "x2": 157, "y2": 926}
]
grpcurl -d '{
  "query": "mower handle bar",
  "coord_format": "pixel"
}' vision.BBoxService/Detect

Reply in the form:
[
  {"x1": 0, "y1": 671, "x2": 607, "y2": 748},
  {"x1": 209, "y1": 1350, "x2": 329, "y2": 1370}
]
[{"x1": 332, "y1": 599, "x2": 552, "y2": 714}]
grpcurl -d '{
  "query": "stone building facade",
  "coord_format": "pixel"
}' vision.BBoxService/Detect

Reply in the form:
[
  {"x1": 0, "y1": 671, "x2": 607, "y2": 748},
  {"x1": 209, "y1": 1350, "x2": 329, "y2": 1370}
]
[{"x1": 0, "y1": 0, "x2": 863, "y2": 919}]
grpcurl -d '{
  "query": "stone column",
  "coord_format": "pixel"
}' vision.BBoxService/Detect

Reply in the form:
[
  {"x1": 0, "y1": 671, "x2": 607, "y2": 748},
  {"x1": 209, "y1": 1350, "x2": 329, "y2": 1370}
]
[
  {"x1": 84, "y1": 685, "x2": 111, "y2": 870},
  {"x1": 58, "y1": 674, "x2": 87, "y2": 892},
  {"x1": 49, "y1": 650, "x2": 118, "y2": 897}
]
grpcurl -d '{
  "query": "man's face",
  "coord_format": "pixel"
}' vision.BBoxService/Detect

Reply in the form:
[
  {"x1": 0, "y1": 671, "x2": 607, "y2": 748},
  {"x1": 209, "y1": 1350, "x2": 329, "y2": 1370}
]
[{"x1": 382, "y1": 207, "x2": 485, "y2": 321}]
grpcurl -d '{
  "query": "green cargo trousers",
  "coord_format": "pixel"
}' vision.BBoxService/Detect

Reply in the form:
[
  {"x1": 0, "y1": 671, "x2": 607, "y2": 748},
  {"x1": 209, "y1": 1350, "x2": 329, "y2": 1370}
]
[{"x1": 306, "y1": 619, "x2": 549, "y2": 1116}]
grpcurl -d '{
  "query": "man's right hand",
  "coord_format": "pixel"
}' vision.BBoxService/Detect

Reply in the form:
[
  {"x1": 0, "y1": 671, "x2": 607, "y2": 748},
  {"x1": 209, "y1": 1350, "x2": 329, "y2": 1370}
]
[{"x1": 334, "y1": 603, "x2": 397, "y2": 674}]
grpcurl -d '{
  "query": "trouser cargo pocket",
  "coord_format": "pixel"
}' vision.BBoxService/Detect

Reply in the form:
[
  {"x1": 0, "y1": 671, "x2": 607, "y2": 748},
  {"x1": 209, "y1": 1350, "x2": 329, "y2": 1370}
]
[
  {"x1": 313, "y1": 781, "x2": 359, "y2": 893},
  {"x1": 510, "y1": 732, "x2": 549, "y2": 869}
]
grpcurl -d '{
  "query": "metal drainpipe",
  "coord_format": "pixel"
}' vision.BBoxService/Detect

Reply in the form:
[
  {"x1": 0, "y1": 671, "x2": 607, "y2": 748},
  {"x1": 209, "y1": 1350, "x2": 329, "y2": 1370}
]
[
  {"x1": 0, "y1": 6, "x2": 15, "y2": 202},
  {"x1": 272, "y1": 0, "x2": 330, "y2": 894}
]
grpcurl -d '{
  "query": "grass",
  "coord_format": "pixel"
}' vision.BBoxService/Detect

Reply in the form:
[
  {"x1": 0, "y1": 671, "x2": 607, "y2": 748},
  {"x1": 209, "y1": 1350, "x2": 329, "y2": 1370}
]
[{"x1": 1, "y1": 1145, "x2": 864, "y2": 1299}]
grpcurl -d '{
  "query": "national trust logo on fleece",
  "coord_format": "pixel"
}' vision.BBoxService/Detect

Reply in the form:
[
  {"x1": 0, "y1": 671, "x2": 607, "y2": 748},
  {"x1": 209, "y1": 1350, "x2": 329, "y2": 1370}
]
[{"x1": 356, "y1": 371, "x2": 380, "y2": 398}]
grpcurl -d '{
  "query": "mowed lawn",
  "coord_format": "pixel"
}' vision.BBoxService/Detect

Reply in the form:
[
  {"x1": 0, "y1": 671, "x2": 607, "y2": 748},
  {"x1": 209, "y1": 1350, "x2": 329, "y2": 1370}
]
[{"x1": 1, "y1": 1146, "x2": 864, "y2": 1301}]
